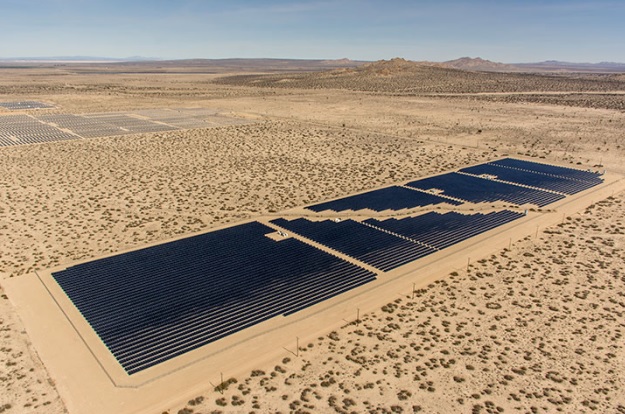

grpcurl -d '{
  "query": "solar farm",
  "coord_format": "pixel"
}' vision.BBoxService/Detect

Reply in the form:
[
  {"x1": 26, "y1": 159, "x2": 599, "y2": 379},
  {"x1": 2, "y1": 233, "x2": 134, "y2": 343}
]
[
  {"x1": 0, "y1": 108, "x2": 252, "y2": 147},
  {"x1": 40, "y1": 157, "x2": 605, "y2": 377}
]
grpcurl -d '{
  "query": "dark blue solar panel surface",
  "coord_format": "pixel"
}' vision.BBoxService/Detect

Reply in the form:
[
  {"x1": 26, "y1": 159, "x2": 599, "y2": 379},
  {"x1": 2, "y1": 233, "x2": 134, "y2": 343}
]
[
  {"x1": 306, "y1": 185, "x2": 462, "y2": 213},
  {"x1": 52, "y1": 221, "x2": 376, "y2": 374},
  {"x1": 491, "y1": 158, "x2": 603, "y2": 184},
  {"x1": 271, "y1": 218, "x2": 436, "y2": 271},
  {"x1": 365, "y1": 210, "x2": 523, "y2": 250},
  {"x1": 405, "y1": 172, "x2": 564, "y2": 207},
  {"x1": 460, "y1": 164, "x2": 600, "y2": 195}
]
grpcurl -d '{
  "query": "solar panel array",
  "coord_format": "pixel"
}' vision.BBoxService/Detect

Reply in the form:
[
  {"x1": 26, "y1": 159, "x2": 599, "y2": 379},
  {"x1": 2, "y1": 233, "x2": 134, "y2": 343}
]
[
  {"x1": 132, "y1": 108, "x2": 235, "y2": 129},
  {"x1": 52, "y1": 221, "x2": 375, "y2": 374},
  {"x1": 306, "y1": 185, "x2": 462, "y2": 213},
  {"x1": 406, "y1": 172, "x2": 565, "y2": 207},
  {"x1": 365, "y1": 210, "x2": 523, "y2": 250},
  {"x1": 79, "y1": 115, "x2": 178, "y2": 134},
  {"x1": 0, "y1": 115, "x2": 77, "y2": 146},
  {"x1": 305, "y1": 157, "x2": 603, "y2": 212},
  {"x1": 46, "y1": 156, "x2": 606, "y2": 375},
  {"x1": 460, "y1": 163, "x2": 600, "y2": 195},
  {"x1": 0, "y1": 108, "x2": 253, "y2": 147},
  {"x1": 37, "y1": 114, "x2": 131, "y2": 138},
  {"x1": 0, "y1": 101, "x2": 53, "y2": 110},
  {"x1": 271, "y1": 218, "x2": 436, "y2": 271},
  {"x1": 491, "y1": 158, "x2": 603, "y2": 184}
]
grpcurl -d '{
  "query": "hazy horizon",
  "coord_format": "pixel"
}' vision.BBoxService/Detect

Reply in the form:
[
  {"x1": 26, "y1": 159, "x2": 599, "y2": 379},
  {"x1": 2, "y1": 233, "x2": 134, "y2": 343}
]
[
  {"x1": 1, "y1": 0, "x2": 624, "y2": 63},
  {"x1": 2, "y1": 56, "x2": 625, "y2": 66}
]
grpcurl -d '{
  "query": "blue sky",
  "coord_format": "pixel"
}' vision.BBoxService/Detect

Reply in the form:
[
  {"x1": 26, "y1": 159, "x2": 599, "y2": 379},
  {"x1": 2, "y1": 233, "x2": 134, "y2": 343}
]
[{"x1": 1, "y1": 0, "x2": 623, "y2": 62}]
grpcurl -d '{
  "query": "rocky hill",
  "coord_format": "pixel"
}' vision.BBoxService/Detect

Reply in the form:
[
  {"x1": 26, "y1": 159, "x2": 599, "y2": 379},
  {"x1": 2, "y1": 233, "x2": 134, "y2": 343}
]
[{"x1": 442, "y1": 57, "x2": 519, "y2": 72}]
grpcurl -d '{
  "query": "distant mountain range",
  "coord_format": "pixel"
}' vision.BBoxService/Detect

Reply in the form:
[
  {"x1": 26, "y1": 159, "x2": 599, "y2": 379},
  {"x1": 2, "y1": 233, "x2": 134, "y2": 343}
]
[
  {"x1": 442, "y1": 57, "x2": 625, "y2": 73},
  {"x1": 1, "y1": 56, "x2": 624, "y2": 73},
  {"x1": 0, "y1": 56, "x2": 160, "y2": 62},
  {"x1": 512, "y1": 60, "x2": 625, "y2": 72}
]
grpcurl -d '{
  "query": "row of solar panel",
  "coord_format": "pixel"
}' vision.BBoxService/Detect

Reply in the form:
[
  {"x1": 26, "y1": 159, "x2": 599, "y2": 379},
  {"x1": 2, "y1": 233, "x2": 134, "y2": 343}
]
[
  {"x1": 459, "y1": 164, "x2": 599, "y2": 195},
  {"x1": 0, "y1": 101, "x2": 53, "y2": 110},
  {"x1": 53, "y1": 222, "x2": 376, "y2": 374},
  {"x1": 364, "y1": 210, "x2": 524, "y2": 250},
  {"x1": 271, "y1": 210, "x2": 522, "y2": 272},
  {"x1": 38, "y1": 114, "x2": 180, "y2": 137},
  {"x1": 305, "y1": 158, "x2": 603, "y2": 213},
  {"x1": 0, "y1": 133, "x2": 77, "y2": 146},
  {"x1": 306, "y1": 185, "x2": 461, "y2": 213},
  {"x1": 488, "y1": 157, "x2": 603, "y2": 184},
  {"x1": 406, "y1": 172, "x2": 565, "y2": 207},
  {"x1": 271, "y1": 218, "x2": 435, "y2": 271}
]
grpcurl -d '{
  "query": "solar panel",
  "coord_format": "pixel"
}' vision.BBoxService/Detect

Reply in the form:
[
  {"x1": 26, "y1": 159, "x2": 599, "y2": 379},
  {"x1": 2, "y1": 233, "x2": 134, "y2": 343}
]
[
  {"x1": 81, "y1": 115, "x2": 179, "y2": 134},
  {"x1": 365, "y1": 210, "x2": 524, "y2": 250},
  {"x1": 460, "y1": 163, "x2": 601, "y2": 195},
  {"x1": 0, "y1": 114, "x2": 78, "y2": 147},
  {"x1": 406, "y1": 172, "x2": 565, "y2": 207},
  {"x1": 0, "y1": 108, "x2": 253, "y2": 147},
  {"x1": 491, "y1": 158, "x2": 603, "y2": 184},
  {"x1": 271, "y1": 218, "x2": 436, "y2": 271},
  {"x1": 37, "y1": 114, "x2": 128, "y2": 138},
  {"x1": 0, "y1": 101, "x2": 53, "y2": 110},
  {"x1": 306, "y1": 185, "x2": 462, "y2": 213},
  {"x1": 52, "y1": 222, "x2": 375, "y2": 374}
]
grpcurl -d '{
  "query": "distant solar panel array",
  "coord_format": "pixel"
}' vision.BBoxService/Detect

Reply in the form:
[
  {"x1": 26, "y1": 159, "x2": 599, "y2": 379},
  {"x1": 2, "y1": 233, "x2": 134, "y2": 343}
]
[
  {"x1": 0, "y1": 114, "x2": 76, "y2": 146},
  {"x1": 132, "y1": 109, "x2": 218, "y2": 129},
  {"x1": 50, "y1": 157, "x2": 603, "y2": 375},
  {"x1": 0, "y1": 100, "x2": 53, "y2": 110},
  {"x1": 0, "y1": 108, "x2": 251, "y2": 147}
]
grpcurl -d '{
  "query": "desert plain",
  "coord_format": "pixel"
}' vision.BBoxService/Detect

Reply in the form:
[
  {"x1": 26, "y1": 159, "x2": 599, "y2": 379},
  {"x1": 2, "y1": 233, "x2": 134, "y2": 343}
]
[{"x1": 0, "y1": 59, "x2": 624, "y2": 413}]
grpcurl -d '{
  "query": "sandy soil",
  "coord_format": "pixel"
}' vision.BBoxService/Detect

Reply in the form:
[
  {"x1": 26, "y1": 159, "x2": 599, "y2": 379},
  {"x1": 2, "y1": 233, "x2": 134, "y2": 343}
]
[
  {"x1": 0, "y1": 284, "x2": 65, "y2": 413},
  {"x1": 0, "y1": 121, "x2": 490, "y2": 279},
  {"x1": 1, "y1": 65, "x2": 624, "y2": 413}
]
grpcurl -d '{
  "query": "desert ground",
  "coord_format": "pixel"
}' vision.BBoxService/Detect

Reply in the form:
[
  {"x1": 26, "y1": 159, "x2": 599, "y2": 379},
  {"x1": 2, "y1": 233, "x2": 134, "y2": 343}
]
[{"x1": 0, "y1": 60, "x2": 624, "y2": 413}]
